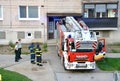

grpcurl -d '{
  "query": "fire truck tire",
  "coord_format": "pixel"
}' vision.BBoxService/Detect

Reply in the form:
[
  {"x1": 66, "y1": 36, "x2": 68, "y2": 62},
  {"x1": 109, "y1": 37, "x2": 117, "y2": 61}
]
[
  {"x1": 63, "y1": 57, "x2": 67, "y2": 70},
  {"x1": 57, "y1": 50, "x2": 60, "y2": 57},
  {"x1": 56, "y1": 46, "x2": 60, "y2": 57}
]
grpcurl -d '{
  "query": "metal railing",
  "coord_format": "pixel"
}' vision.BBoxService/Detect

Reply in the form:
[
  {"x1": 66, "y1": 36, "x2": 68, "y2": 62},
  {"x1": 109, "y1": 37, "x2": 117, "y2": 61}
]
[{"x1": 82, "y1": 18, "x2": 118, "y2": 28}]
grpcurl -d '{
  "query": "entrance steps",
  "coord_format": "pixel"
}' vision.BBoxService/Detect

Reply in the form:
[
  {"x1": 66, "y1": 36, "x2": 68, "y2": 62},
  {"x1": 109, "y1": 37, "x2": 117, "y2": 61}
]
[{"x1": 47, "y1": 39, "x2": 57, "y2": 46}]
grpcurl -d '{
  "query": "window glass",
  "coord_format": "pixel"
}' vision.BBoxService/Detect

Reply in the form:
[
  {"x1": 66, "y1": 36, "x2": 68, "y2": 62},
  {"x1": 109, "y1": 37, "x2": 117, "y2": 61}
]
[
  {"x1": 0, "y1": 31, "x2": 6, "y2": 39},
  {"x1": 85, "y1": 4, "x2": 94, "y2": 9},
  {"x1": 88, "y1": 9, "x2": 94, "y2": 18},
  {"x1": 19, "y1": 6, "x2": 39, "y2": 19},
  {"x1": 84, "y1": 4, "x2": 95, "y2": 18},
  {"x1": 84, "y1": 4, "x2": 118, "y2": 18},
  {"x1": 107, "y1": 4, "x2": 117, "y2": 17},
  {"x1": 28, "y1": 6, "x2": 38, "y2": 18},
  {"x1": 107, "y1": 4, "x2": 117, "y2": 9},
  {"x1": 28, "y1": 33, "x2": 31, "y2": 36},
  {"x1": 20, "y1": 6, "x2": 26, "y2": 18},
  {"x1": 96, "y1": 4, "x2": 106, "y2": 12}
]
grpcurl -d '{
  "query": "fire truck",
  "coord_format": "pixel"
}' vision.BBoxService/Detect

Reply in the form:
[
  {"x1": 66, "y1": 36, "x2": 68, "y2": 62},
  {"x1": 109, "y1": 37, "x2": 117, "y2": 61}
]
[{"x1": 56, "y1": 16, "x2": 106, "y2": 70}]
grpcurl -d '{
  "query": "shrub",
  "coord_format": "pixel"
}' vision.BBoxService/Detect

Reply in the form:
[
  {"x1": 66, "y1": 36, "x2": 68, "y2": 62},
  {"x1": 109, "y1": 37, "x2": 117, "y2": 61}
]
[
  {"x1": 9, "y1": 40, "x2": 15, "y2": 48},
  {"x1": 42, "y1": 43, "x2": 48, "y2": 52}
]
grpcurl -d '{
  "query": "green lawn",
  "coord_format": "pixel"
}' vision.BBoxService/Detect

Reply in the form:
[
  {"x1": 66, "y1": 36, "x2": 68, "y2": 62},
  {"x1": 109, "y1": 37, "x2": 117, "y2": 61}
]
[
  {"x1": 0, "y1": 68, "x2": 32, "y2": 81},
  {"x1": 96, "y1": 58, "x2": 120, "y2": 71}
]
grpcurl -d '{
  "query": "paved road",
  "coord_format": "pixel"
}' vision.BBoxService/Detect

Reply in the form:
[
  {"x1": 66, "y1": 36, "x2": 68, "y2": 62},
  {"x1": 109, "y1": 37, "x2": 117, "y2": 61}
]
[
  {"x1": 44, "y1": 46, "x2": 120, "y2": 81},
  {"x1": 0, "y1": 45, "x2": 120, "y2": 81}
]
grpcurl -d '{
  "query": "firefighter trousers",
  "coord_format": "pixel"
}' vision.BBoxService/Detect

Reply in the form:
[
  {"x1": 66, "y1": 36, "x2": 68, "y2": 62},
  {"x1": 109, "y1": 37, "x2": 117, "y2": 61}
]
[
  {"x1": 30, "y1": 53, "x2": 35, "y2": 63},
  {"x1": 36, "y1": 55, "x2": 42, "y2": 65},
  {"x1": 15, "y1": 50, "x2": 19, "y2": 62}
]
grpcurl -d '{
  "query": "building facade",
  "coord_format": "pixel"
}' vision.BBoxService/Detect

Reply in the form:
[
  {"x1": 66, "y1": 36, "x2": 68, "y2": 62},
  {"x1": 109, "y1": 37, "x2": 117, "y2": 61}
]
[{"x1": 0, "y1": 0, "x2": 119, "y2": 44}]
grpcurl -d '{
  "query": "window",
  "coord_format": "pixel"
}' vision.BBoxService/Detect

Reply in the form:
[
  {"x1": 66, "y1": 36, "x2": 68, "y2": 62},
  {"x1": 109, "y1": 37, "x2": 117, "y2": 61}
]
[
  {"x1": 0, "y1": 31, "x2": 6, "y2": 39},
  {"x1": 28, "y1": 33, "x2": 31, "y2": 36},
  {"x1": 84, "y1": 3, "x2": 118, "y2": 18},
  {"x1": 19, "y1": 6, "x2": 39, "y2": 20},
  {"x1": 34, "y1": 31, "x2": 41, "y2": 38},
  {"x1": 107, "y1": 4, "x2": 117, "y2": 17},
  {"x1": 17, "y1": 31, "x2": 25, "y2": 39},
  {"x1": 0, "y1": 5, "x2": 3, "y2": 20},
  {"x1": 84, "y1": 4, "x2": 95, "y2": 18},
  {"x1": 20, "y1": 6, "x2": 26, "y2": 18},
  {"x1": 26, "y1": 32, "x2": 33, "y2": 38},
  {"x1": 28, "y1": 6, "x2": 38, "y2": 18},
  {"x1": 102, "y1": 31, "x2": 109, "y2": 38},
  {"x1": 95, "y1": 31, "x2": 100, "y2": 37},
  {"x1": 96, "y1": 4, "x2": 106, "y2": 18}
]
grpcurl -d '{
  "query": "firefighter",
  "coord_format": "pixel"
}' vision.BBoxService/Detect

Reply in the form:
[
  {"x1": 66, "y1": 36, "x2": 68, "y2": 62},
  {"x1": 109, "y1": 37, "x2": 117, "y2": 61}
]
[
  {"x1": 28, "y1": 43, "x2": 35, "y2": 64},
  {"x1": 98, "y1": 41, "x2": 103, "y2": 52},
  {"x1": 35, "y1": 44, "x2": 43, "y2": 66},
  {"x1": 67, "y1": 34, "x2": 74, "y2": 51}
]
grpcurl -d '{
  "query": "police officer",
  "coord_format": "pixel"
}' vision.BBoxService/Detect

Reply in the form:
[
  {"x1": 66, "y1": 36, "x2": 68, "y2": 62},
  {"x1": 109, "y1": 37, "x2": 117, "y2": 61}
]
[
  {"x1": 18, "y1": 39, "x2": 22, "y2": 59},
  {"x1": 35, "y1": 44, "x2": 43, "y2": 66},
  {"x1": 28, "y1": 43, "x2": 35, "y2": 64},
  {"x1": 14, "y1": 42, "x2": 19, "y2": 62}
]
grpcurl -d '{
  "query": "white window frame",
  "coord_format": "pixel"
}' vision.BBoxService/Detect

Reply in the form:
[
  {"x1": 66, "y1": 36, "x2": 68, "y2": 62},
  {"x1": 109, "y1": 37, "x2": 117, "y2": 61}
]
[
  {"x1": 18, "y1": 6, "x2": 40, "y2": 20},
  {"x1": 0, "y1": 5, "x2": 3, "y2": 20}
]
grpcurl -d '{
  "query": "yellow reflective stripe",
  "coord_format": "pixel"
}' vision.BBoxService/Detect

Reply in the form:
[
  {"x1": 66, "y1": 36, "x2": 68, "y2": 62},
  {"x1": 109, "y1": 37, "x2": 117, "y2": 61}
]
[
  {"x1": 36, "y1": 55, "x2": 41, "y2": 56},
  {"x1": 30, "y1": 53, "x2": 35, "y2": 54},
  {"x1": 36, "y1": 62, "x2": 42, "y2": 64},
  {"x1": 35, "y1": 51, "x2": 42, "y2": 53},
  {"x1": 0, "y1": 74, "x2": 2, "y2": 81}
]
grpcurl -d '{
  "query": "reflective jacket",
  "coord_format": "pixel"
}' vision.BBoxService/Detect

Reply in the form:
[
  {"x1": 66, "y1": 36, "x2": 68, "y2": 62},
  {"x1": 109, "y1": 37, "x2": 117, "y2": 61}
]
[
  {"x1": 28, "y1": 44, "x2": 35, "y2": 53},
  {"x1": 35, "y1": 48, "x2": 42, "y2": 56}
]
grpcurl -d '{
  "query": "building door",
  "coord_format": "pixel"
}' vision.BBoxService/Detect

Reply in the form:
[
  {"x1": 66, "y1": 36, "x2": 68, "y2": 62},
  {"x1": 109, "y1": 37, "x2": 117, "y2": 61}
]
[
  {"x1": 54, "y1": 19, "x2": 59, "y2": 39},
  {"x1": 48, "y1": 21, "x2": 54, "y2": 39},
  {"x1": 48, "y1": 16, "x2": 61, "y2": 39}
]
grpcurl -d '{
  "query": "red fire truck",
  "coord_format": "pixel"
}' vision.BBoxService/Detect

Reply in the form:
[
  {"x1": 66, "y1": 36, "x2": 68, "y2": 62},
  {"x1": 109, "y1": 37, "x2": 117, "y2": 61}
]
[{"x1": 56, "y1": 16, "x2": 106, "y2": 70}]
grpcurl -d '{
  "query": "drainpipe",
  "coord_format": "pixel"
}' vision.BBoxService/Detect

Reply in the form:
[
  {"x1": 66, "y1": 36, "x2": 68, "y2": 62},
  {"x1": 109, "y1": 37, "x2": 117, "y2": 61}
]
[{"x1": 9, "y1": 0, "x2": 12, "y2": 29}]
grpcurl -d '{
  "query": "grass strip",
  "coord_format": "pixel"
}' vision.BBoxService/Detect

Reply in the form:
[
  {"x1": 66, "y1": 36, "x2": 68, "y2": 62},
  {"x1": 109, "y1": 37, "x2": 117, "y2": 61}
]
[
  {"x1": 96, "y1": 58, "x2": 120, "y2": 71},
  {"x1": 0, "y1": 68, "x2": 32, "y2": 81}
]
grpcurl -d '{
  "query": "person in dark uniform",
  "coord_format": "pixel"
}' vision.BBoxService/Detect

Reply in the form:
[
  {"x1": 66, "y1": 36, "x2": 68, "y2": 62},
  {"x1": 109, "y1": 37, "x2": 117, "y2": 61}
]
[
  {"x1": 14, "y1": 42, "x2": 19, "y2": 62},
  {"x1": 18, "y1": 39, "x2": 22, "y2": 59},
  {"x1": 28, "y1": 43, "x2": 35, "y2": 64},
  {"x1": 35, "y1": 44, "x2": 43, "y2": 66},
  {"x1": 98, "y1": 42, "x2": 103, "y2": 52}
]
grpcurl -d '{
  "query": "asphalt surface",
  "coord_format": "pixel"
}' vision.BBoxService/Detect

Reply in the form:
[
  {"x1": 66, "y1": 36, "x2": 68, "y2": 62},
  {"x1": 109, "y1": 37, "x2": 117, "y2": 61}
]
[
  {"x1": 0, "y1": 54, "x2": 55, "y2": 81},
  {"x1": 0, "y1": 47, "x2": 120, "y2": 81}
]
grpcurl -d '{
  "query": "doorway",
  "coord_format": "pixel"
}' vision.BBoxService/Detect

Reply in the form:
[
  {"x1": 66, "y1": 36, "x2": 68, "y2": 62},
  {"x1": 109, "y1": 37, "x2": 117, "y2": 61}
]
[
  {"x1": 47, "y1": 14, "x2": 82, "y2": 39},
  {"x1": 47, "y1": 16, "x2": 65, "y2": 39}
]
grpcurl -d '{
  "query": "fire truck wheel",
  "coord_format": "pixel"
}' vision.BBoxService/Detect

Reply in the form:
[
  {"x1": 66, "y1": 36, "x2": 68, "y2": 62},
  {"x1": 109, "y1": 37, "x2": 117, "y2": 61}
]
[
  {"x1": 63, "y1": 57, "x2": 67, "y2": 70},
  {"x1": 56, "y1": 46, "x2": 60, "y2": 57}
]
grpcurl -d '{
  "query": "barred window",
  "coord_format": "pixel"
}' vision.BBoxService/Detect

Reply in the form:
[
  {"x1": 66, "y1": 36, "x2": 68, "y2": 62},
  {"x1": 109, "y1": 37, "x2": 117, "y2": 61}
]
[
  {"x1": 34, "y1": 31, "x2": 41, "y2": 38},
  {"x1": 17, "y1": 31, "x2": 25, "y2": 39},
  {"x1": 0, "y1": 31, "x2": 5, "y2": 39}
]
